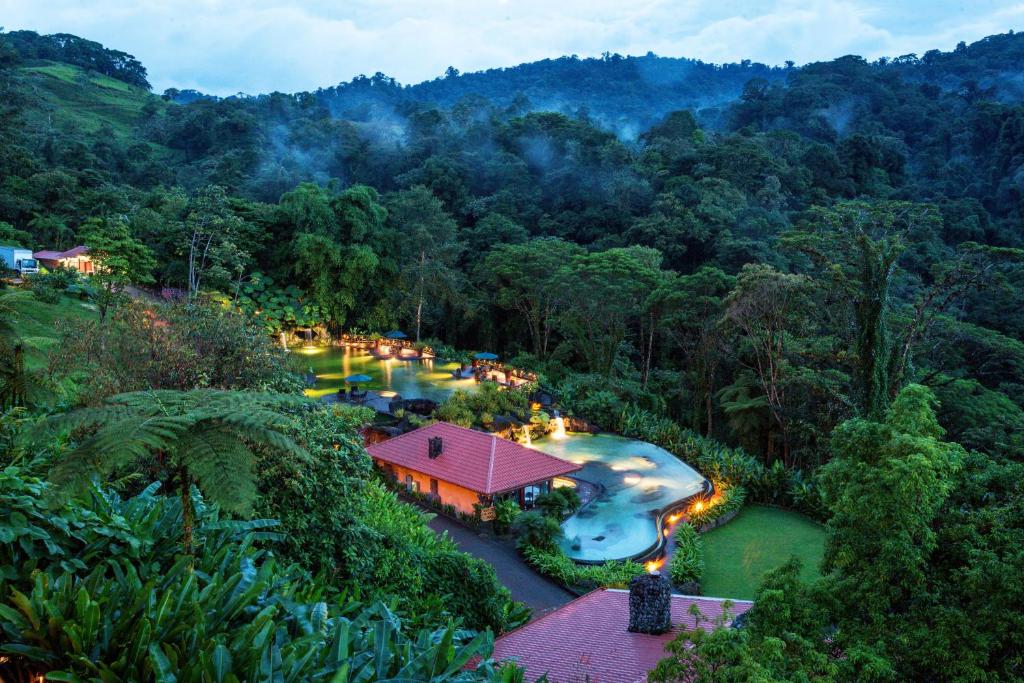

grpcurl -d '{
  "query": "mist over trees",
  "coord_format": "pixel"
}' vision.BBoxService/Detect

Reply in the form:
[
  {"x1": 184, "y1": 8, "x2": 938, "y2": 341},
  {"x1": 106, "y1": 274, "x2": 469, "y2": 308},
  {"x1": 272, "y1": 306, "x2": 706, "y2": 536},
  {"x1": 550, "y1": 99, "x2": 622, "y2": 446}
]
[{"x1": 2, "y1": 26, "x2": 1024, "y2": 679}]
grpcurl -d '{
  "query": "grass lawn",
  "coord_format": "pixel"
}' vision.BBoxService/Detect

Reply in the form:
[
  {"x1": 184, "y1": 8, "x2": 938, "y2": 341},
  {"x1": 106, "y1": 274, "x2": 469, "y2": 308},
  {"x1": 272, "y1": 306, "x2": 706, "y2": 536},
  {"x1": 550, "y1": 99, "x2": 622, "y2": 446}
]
[
  {"x1": 8, "y1": 293, "x2": 98, "y2": 369},
  {"x1": 700, "y1": 505, "x2": 826, "y2": 600},
  {"x1": 17, "y1": 62, "x2": 177, "y2": 166}
]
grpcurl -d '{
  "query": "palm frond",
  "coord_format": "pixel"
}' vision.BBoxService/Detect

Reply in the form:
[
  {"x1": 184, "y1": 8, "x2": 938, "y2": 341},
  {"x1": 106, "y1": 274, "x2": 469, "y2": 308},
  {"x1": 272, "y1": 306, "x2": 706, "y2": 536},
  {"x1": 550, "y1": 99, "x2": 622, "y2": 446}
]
[{"x1": 176, "y1": 426, "x2": 257, "y2": 514}]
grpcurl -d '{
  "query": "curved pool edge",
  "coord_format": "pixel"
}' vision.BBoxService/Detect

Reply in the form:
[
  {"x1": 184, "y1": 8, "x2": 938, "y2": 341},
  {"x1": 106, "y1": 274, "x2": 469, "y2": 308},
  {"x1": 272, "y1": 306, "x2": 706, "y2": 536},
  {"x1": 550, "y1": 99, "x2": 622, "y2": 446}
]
[{"x1": 567, "y1": 478, "x2": 714, "y2": 565}]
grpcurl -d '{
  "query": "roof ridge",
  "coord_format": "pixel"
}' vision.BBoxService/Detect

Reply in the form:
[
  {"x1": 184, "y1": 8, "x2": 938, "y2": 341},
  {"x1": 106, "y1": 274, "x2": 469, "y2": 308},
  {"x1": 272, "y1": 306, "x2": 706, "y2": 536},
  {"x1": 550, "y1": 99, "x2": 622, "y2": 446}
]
[
  {"x1": 485, "y1": 435, "x2": 496, "y2": 493},
  {"x1": 605, "y1": 588, "x2": 754, "y2": 604}
]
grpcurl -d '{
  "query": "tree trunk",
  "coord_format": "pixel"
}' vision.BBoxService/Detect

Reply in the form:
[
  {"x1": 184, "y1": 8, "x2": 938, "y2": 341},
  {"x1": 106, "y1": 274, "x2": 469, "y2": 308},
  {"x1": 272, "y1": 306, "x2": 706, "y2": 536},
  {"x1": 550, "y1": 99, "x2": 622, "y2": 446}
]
[
  {"x1": 415, "y1": 250, "x2": 425, "y2": 342},
  {"x1": 180, "y1": 469, "x2": 194, "y2": 555}
]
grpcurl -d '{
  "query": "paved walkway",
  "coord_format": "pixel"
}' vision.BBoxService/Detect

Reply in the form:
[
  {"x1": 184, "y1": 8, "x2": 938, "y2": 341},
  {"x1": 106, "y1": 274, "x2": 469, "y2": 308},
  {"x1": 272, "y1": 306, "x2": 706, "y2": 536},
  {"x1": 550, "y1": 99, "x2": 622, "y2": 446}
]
[{"x1": 428, "y1": 514, "x2": 575, "y2": 615}]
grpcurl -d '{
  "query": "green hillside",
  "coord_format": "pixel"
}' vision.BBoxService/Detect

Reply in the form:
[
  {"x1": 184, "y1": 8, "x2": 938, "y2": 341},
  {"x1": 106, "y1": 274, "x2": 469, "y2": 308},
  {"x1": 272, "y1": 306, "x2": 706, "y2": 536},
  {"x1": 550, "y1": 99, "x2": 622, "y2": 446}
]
[{"x1": 16, "y1": 60, "x2": 173, "y2": 156}]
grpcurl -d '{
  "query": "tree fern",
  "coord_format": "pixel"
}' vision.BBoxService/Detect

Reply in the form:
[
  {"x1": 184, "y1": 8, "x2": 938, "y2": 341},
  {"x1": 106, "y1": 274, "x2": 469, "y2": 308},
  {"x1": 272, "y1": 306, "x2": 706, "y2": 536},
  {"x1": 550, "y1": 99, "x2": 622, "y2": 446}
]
[{"x1": 40, "y1": 388, "x2": 310, "y2": 551}]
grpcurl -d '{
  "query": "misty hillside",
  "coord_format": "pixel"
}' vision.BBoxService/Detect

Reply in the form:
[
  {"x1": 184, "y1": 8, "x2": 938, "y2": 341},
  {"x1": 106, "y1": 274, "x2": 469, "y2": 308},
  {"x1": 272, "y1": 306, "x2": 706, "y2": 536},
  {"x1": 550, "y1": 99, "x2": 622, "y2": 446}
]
[
  {"x1": 3, "y1": 22, "x2": 1024, "y2": 681},
  {"x1": 229, "y1": 31, "x2": 1024, "y2": 134}
]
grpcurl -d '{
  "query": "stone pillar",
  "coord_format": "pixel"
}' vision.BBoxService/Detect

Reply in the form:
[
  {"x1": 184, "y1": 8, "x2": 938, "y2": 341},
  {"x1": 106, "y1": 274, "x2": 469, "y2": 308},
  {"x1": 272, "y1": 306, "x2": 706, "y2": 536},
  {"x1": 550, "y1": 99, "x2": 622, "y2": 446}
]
[{"x1": 628, "y1": 571, "x2": 672, "y2": 635}]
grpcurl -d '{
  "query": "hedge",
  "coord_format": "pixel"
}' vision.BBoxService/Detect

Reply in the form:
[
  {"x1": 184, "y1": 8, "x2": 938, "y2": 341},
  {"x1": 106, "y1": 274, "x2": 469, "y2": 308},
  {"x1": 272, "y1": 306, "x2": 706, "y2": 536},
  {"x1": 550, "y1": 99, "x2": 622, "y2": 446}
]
[
  {"x1": 668, "y1": 521, "x2": 704, "y2": 586},
  {"x1": 616, "y1": 404, "x2": 762, "y2": 488},
  {"x1": 689, "y1": 485, "x2": 747, "y2": 529},
  {"x1": 522, "y1": 544, "x2": 645, "y2": 590}
]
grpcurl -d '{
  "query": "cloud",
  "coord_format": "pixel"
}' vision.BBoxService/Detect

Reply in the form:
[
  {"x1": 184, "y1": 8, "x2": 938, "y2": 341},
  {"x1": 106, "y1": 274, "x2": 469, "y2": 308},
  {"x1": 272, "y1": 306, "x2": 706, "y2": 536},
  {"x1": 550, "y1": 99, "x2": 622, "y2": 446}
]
[{"x1": 2, "y1": 0, "x2": 1022, "y2": 95}]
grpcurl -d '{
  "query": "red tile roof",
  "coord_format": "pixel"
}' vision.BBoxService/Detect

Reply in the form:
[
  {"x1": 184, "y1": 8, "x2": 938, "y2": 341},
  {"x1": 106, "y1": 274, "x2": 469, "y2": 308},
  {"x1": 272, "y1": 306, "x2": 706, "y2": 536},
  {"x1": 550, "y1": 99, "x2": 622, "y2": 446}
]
[
  {"x1": 366, "y1": 421, "x2": 580, "y2": 494},
  {"x1": 489, "y1": 588, "x2": 753, "y2": 683},
  {"x1": 61, "y1": 245, "x2": 89, "y2": 258},
  {"x1": 34, "y1": 246, "x2": 89, "y2": 260}
]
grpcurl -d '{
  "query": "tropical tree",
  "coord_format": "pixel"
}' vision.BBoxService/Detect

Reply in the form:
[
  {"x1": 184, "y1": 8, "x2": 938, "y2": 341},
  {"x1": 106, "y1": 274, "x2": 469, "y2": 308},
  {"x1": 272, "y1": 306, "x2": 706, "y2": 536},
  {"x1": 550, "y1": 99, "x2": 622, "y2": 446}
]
[
  {"x1": 722, "y1": 264, "x2": 815, "y2": 465},
  {"x1": 387, "y1": 186, "x2": 463, "y2": 341},
  {"x1": 288, "y1": 183, "x2": 394, "y2": 330},
  {"x1": 41, "y1": 389, "x2": 308, "y2": 552},
  {"x1": 819, "y1": 384, "x2": 964, "y2": 631},
  {"x1": 184, "y1": 185, "x2": 262, "y2": 299},
  {"x1": 80, "y1": 216, "x2": 157, "y2": 322},
  {"x1": 556, "y1": 246, "x2": 664, "y2": 375},
  {"x1": 783, "y1": 201, "x2": 927, "y2": 417},
  {"x1": 477, "y1": 237, "x2": 583, "y2": 358}
]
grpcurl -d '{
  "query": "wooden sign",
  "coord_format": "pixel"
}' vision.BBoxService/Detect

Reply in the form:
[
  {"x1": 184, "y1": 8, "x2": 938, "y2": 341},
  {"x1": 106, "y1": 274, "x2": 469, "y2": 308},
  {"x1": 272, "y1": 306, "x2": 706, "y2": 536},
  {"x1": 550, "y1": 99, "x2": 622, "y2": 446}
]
[{"x1": 480, "y1": 506, "x2": 497, "y2": 522}]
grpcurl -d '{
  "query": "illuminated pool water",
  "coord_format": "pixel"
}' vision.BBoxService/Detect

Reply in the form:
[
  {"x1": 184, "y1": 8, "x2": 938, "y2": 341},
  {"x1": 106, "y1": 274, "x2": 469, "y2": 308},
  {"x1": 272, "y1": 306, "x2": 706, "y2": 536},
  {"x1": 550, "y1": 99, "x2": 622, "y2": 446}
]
[
  {"x1": 533, "y1": 433, "x2": 707, "y2": 562},
  {"x1": 298, "y1": 346, "x2": 477, "y2": 402}
]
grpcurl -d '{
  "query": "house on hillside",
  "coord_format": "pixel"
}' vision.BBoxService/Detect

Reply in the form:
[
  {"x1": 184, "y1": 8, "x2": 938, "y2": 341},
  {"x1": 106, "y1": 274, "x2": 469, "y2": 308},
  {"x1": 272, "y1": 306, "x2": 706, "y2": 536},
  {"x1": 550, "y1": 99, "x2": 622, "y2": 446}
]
[
  {"x1": 483, "y1": 573, "x2": 753, "y2": 682},
  {"x1": 366, "y1": 421, "x2": 580, "y2": 514},
  {"x1": 34, "y1": 246, "x2": 94, "y2": 274}
]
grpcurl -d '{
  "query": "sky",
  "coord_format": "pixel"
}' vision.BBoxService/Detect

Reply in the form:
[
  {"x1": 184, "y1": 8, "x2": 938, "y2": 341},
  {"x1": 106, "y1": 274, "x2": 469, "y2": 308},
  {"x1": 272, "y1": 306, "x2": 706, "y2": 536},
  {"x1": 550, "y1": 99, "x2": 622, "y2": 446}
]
[{"x1": 3, "y1": 1, "x2": 1024, "y2": 95}]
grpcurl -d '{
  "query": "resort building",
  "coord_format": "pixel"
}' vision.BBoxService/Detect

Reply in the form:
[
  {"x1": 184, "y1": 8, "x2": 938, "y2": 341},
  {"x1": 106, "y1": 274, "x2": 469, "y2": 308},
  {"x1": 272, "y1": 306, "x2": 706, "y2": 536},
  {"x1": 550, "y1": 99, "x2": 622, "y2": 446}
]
[
  {"x1": 487, "y1": 574, "x2": 754, "y2": 682},
  {"x1": 33, "y1": 246, "x2": 95, "y2": 274},
  {"x1": 367, "y1": 421, "x2": 580, "y2": 514}
]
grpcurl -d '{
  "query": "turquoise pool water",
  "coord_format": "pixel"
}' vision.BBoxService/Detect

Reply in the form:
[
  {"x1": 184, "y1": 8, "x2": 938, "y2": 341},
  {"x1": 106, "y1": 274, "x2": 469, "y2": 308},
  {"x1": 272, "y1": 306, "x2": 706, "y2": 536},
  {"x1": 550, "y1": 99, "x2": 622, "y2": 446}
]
[
  {"x1": 299, "y1": 346, "x2": 477, "y2": 402},
  {"x1": 533, "y1": 433, "x2": 707, "y2": 562}
]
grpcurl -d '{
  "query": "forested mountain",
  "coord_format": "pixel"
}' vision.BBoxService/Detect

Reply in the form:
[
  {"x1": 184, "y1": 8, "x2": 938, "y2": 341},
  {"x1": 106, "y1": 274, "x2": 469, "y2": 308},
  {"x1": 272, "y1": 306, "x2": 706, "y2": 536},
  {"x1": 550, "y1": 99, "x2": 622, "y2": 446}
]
[{"x1": 2, "y1": 27, "x2": 1024, "y2": 679}]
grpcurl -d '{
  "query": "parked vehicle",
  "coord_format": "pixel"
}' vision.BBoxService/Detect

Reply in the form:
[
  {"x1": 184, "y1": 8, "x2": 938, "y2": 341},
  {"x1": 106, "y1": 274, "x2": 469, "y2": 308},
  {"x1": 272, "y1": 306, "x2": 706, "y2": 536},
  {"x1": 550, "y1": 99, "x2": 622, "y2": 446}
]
[{"x1": 0, "y1": 245, "x2": 39, "y2": 275}]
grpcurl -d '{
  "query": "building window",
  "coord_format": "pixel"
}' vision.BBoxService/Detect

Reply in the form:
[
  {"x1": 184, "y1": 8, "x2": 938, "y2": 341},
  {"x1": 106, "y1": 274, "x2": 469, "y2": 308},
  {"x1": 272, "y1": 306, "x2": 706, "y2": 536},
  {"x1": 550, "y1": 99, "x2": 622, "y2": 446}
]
[
  {"x1": 405, "y1": 474, "x2": 419, "y2": 492},
  {"x1": 430, "y1": 478, "x2": 439, "y2": 495}
]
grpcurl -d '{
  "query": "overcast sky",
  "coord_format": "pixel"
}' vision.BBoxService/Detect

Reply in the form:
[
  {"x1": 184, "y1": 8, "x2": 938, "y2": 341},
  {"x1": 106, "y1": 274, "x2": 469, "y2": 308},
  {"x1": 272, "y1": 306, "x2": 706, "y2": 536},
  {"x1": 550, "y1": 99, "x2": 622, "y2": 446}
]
[{"x1": 4, "y1": 1, "x2": 1023, "y2": 95}]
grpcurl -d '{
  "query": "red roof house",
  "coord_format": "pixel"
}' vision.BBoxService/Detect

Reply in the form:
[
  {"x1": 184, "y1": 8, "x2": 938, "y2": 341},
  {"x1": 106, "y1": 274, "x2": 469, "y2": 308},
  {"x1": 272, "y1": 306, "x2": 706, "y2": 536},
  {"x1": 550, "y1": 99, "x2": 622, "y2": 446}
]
[
  {"x1": 488, "y1": 584, "x2": 754, "y2": 682},
  {"x1": 34, "y1": 246, "x2": 95, "y2": 274},
  {"x1": 367, "y1": 421, "x2": 580, "y2": 514}
]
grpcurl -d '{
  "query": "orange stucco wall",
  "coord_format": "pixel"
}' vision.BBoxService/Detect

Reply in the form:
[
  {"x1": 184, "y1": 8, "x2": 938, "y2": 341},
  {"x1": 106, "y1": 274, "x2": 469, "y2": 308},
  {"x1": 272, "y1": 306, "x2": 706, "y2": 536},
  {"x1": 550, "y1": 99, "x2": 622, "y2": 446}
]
[{"x1": 376, "y1": 460, "x2": 483, "y2": 514}]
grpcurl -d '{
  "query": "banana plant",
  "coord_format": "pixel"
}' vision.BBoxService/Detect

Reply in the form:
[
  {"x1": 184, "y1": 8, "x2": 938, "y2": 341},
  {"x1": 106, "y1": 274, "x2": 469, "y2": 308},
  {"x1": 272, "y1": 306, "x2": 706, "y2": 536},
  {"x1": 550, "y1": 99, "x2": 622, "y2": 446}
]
[{"x1": 0, "y1": 469, "x2": 515, "y2": 682}]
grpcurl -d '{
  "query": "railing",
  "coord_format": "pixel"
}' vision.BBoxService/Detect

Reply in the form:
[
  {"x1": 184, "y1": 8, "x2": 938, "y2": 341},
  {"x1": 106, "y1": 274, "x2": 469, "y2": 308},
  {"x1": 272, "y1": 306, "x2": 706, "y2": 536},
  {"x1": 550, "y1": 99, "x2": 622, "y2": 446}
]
[{"x1": 339, "y1": 334, "x2": 434, "y2": 357}]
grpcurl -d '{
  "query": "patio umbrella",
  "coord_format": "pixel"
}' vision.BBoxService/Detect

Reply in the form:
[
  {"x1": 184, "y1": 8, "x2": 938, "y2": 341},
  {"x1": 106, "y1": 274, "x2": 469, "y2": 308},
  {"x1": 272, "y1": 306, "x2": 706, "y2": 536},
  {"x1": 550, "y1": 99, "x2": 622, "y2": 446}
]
[
  {"x1": 344, "y1": 373, "x2": 373, "y2": 391},
  {"x1": 474, "y1": 352, "x2": 499, "y2": 360},
  {"x1": 384, "y1": 330, "x2": 408, "y2": 339}
]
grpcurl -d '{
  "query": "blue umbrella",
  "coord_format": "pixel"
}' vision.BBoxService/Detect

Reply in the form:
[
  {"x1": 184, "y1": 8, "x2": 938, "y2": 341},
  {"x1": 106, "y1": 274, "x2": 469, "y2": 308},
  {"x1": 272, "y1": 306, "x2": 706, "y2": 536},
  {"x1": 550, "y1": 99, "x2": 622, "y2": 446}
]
[
  {"x1": 474, "y1": 352, "x2": 499, "y2": 361},
  {"x1": 344, "y1": 374, "x2": 373, "y2": 384},
  {"x1": 384, "y1": 330, "x2": 408, "y2": 339}
]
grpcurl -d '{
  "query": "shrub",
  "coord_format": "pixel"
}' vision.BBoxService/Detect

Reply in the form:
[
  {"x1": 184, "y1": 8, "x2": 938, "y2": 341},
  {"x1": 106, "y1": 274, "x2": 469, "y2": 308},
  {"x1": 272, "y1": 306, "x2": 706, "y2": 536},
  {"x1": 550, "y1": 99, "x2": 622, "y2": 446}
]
[
  {"x1": 493, "y1": 497, "x2": 521, "y2": 534},
  {"x1": 534, "y1": 487, "x2": 581, "y2": 519},
  {"x1": 689, "y1": 486, "x2": 747, "y2": 529},
  {"x1": 0, "y1": 467, "x2": 511, "y2": 681},
  {"x1": 521, "y1": 544, "x2": 645, "y2": 589},
  {"x1": 512, "y1": 511, "x2": 563, "y2": 550},
  {"x1": 669, "y1": 522, "x2": 704, "y2": 586},
  {"x1": 617, "y1": 403, "x2": 764, "y2": 489},
  {"x1": 434, "y1": 383, "x2": 531, "y2": 428},
  {"x1": 424, "y1": 550, "x2": 526, "y2": 633}
]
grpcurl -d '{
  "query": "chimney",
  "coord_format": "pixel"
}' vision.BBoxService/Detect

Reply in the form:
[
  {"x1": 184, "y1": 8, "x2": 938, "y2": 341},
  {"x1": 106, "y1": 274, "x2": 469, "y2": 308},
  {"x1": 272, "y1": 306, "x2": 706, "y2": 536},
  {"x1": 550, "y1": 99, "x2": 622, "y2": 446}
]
[
  {"x1": 428, "y1": 436, "x2": 443, "y2": 459},
  {"x1": 628, "y1": 571, "x2": 671, "y2": 635}
]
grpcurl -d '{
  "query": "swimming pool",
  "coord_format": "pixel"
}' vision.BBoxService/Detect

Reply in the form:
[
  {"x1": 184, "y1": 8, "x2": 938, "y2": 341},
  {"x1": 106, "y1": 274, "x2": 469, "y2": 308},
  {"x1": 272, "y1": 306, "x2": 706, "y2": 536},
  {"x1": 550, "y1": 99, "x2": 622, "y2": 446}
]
[
  {"x1": 299, "y1": 346, "x2": 478, "y2": 402},
  {"x1": 532, "y1": 433, "x2": 707, "y2": 562}
]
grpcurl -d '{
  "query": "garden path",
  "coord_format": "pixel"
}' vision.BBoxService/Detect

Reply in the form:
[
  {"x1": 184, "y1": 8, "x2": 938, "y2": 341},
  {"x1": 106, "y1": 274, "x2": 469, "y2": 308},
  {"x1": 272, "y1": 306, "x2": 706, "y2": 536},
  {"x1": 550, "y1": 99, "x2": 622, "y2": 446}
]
[{"x1": 427, "y1": 514, "x2": 576, "y2": 617}]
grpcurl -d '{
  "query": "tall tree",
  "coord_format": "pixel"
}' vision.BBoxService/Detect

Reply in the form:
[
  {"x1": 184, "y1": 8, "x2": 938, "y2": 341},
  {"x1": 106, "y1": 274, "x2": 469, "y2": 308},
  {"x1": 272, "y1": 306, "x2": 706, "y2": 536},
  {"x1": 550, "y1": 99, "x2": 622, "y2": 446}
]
[
  {"x1": 819, "y1": 384, "x2": 963, "y2": 632},
  {"x1": 783, "y1": 201, "x2": 929, "y2": 417},
  {"x1": 386, "y1": 186, "x2": 463, "y2": 341},
  {"x1": 184, "y1": 186, "x2": 260, "y2": 300},
  {"x1": 477, "y1": 238, "x2": 583, "y2": 358},
  {"x1": 288, "y1": 183, "x2": 393, "y2": 330},
  {"x1": 659, "y1": 266, "x2": 735, "y2": 434},
  {"x1": 80, "y1": 217, "x2": 156, "y2": 323},
  {"x1": 556, "y1": 246, "x2": 664, "y2": 376},
  {"x1": 723, "y1": 264, "x2": 814, "y2": 465}
]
